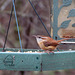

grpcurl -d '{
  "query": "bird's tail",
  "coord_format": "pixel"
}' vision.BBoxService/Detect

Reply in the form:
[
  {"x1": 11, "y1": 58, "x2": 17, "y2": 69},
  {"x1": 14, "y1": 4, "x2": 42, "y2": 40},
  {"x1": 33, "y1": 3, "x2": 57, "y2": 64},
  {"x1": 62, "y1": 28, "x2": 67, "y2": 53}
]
[{"x1": 57, "y1": 38, "x2": 70, "y2": 43}]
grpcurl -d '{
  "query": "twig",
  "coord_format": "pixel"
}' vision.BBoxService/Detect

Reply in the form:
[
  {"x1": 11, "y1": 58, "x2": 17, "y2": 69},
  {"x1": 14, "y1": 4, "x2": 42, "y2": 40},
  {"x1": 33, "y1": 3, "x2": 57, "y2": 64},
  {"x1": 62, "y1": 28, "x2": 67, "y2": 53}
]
[
  {"x1": 1, "y1": 0, "x2": 11, "y2": 11},
  {"x1": 0, "y1": 11, "x2": 33, "y2": 17},
  {"x1": 21, "y1": 1, "x2": 30, "y2": 13}
]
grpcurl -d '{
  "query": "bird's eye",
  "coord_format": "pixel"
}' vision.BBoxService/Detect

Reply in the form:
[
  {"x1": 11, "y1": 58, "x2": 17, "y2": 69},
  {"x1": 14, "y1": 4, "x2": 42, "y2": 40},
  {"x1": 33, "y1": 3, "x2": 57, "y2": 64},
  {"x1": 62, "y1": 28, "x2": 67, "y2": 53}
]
[{"x1": 38, "y1": 37, "x2": 41, "y2": 38}]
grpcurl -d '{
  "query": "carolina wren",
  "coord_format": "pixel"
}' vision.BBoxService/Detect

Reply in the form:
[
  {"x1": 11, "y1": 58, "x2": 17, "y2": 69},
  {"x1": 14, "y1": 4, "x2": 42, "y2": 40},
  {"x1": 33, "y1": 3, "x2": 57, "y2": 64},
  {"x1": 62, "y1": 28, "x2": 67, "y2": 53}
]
[{"x1": 33, "y1": 35, "x2": 70, "y2": 54}]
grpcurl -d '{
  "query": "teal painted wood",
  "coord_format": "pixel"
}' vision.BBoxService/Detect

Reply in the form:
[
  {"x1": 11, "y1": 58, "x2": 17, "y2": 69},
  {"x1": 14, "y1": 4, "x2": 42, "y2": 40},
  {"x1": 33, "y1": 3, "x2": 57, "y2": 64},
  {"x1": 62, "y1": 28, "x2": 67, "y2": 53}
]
[
  {"x1": 59, "y1": 20, "x2": 71, "y2": 29},
  {"x1": 72, "y1": 23, "x2": 75, "y2": 27},
  {"x1": 0, "y1": 48, "x2": 75, "y2": 71},
  {"x1": 53, "y1": 0, "x2": 74, "y2": 40},
  {"x1": 41, "y1": 51, "x2": 75, "y2": 71},
  {"x1": 0, "y1": 52, "x2": 42, "y2": 71},
  {"x1": 68, "y1": 9, "x2": 75, "y2": 18}
]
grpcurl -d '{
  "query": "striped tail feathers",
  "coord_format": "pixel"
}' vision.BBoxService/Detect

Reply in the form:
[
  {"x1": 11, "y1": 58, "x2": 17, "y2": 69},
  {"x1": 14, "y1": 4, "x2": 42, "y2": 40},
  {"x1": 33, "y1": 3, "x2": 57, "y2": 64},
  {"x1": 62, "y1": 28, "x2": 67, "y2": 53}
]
[{"x1": 57, "y1": 38, "x2": 70, "y2": 43}]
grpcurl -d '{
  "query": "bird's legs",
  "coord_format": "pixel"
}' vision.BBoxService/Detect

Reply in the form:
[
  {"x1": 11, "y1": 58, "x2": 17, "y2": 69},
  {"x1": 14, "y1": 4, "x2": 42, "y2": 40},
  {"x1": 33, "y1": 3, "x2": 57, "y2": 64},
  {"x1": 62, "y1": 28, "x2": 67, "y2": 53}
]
[
  {"x1": 44, "y1": 50, "x2": 50, "y2": 54},
  {"x1": 50, "y1": 51, "x2": 54, "y2": 54},
  {"x1": 44, "y1": 50, "x2": 54, "y2": 54},
  {"x1": 57, "y1": 48, "x2": 59, "y2": 52}
]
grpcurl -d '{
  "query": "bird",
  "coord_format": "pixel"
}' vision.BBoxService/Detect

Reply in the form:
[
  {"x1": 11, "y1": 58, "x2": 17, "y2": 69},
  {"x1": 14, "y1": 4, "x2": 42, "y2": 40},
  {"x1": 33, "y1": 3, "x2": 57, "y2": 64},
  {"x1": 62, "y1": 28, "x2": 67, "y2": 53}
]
[{"x1": 33, "y1": 35, "x2": 70, "y2": 54}]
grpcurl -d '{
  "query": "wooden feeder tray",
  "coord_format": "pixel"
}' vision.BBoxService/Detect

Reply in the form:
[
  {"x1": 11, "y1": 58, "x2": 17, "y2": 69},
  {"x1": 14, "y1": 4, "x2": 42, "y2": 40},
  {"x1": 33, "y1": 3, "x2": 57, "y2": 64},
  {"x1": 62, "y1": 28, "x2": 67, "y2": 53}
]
[
  {"x1": 0, "y1": 48, "x2": 75, "y2": 71},
  {"x1": 0, "y1": 0, "x2": 75, "y2": 71}
]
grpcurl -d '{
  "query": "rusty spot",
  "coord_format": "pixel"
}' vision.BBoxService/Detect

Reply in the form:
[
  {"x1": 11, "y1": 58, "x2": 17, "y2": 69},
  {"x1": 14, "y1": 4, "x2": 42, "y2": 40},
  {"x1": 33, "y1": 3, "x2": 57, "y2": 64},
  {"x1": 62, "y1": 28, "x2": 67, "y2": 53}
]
[
  {"x1": 62, "y1": 35, "x2": 75, "y2": 38},
  {"x1": 55, "y1": 36, "x2": 57, "y2": 40},
  {"x1": 41, "y1": 63, "x2": 42, "y2": 72}
]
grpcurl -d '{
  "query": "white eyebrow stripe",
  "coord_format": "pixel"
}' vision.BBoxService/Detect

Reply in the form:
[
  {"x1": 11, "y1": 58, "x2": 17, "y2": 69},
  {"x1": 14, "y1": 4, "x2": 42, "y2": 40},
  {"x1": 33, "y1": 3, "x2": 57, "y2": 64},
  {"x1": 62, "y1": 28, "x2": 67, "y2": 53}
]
[{"x1": 42, "y1": 37, "x2": 47, "y2": 39}]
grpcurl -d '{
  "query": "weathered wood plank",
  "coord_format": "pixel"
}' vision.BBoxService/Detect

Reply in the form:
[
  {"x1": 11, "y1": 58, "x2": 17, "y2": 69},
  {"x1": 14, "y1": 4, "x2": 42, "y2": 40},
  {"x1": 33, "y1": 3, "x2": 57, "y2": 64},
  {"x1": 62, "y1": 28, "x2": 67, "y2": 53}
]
[
  {"x1": 0, "y1": 48, "x2": 75, "y2": 71},
  {"x1": 0, "y1": 52, "x2": 41, "y2": 71},
  {"x1": 42, "y1": 51, "x2": 75, "y2": 71}
]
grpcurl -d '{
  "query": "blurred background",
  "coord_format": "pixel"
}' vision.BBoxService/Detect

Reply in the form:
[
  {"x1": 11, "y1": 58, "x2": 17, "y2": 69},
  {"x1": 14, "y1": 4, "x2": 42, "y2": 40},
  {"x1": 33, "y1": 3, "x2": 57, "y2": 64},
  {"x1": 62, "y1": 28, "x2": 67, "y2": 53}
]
[{"x1": 0, "y1": 0, "x2": 75, "y2": 75}]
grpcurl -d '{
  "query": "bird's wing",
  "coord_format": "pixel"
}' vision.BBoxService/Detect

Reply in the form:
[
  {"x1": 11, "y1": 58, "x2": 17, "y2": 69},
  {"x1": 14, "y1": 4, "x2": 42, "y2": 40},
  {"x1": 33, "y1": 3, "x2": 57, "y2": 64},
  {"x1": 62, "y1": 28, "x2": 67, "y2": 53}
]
[{"x1": 43, "y1": 40, "x2": 59, "y2": 47}]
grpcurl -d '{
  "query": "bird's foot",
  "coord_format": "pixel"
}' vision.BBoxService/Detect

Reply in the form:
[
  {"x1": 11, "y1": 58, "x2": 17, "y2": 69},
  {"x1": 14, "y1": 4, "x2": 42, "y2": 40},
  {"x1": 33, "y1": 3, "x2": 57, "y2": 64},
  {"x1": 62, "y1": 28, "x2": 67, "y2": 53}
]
[
  {"x1": 50, "y1": 51, "x2": 54, "y2": 54},
  {"x1": 44, "y1": 50, "x2": 50, "y2": 54},
  {"x1": 44, "y1": 50, "x2": 54, "y2": 54},
  {"x1": 57, "y1": 48, "x2": 59, "y2": 52}
]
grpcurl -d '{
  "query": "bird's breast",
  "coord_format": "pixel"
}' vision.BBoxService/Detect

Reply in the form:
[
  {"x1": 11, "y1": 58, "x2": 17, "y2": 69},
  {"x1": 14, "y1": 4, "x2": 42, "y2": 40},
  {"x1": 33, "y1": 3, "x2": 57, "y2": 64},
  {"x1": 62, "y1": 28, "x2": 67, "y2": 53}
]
[
  {"x1": 38, "y1": 42, "x2": 56, "y2": 51},
  {"x1": 38, "y1": 42, "x2": 45, "y2": 49}
]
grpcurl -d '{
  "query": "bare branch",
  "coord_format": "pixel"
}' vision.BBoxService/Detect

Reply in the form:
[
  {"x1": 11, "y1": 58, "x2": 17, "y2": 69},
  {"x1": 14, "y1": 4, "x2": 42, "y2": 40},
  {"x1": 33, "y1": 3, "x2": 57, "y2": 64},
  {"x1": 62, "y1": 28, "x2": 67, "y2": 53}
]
[
  {"x1": 0, "y1": 11, "x2": 33, "y2": 17},
  {"x1": 1, "y1": 0, "x2": 11, "y2": 11}
]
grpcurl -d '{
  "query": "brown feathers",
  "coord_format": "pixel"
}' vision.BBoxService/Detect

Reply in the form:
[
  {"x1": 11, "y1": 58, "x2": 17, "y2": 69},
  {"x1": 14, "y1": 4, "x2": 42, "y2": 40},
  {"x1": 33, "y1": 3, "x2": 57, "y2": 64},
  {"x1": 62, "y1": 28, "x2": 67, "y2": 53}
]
[{"x1": 33, "y1": 35, "x2": 70, "y2": 53}]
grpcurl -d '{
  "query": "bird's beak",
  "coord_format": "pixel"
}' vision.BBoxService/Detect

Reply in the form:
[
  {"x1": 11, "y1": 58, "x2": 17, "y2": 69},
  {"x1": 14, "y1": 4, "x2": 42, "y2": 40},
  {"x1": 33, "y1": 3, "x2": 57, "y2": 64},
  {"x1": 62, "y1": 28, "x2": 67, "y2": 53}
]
[{"x1": 32, "y1": 35, "x2": 37, "y2": 37}]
